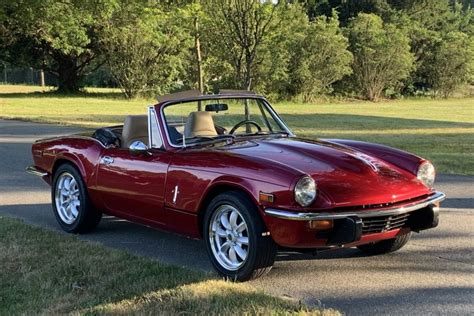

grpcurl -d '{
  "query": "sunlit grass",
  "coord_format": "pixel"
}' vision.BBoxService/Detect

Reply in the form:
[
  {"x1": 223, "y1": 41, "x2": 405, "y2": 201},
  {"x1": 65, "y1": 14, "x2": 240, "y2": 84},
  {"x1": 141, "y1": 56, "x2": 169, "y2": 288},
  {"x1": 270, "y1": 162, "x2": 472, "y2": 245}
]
[
  {"x1": 0, "y1": 84, "x2": 121, "y2": 94},
  {"x1": 0, "y1": 216, "x2": 335, "y2": 315},
  {"x1": 0, "y1": 84, "x2": 473, "y2": 174}
]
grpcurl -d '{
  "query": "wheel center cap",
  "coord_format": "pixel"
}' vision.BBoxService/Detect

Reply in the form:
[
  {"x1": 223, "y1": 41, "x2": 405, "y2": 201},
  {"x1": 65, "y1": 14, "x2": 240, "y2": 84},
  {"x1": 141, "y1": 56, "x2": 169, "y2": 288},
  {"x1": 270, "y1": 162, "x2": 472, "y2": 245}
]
[{"x1": 227, "y1": 232, "x2": 237, "y2": 242}]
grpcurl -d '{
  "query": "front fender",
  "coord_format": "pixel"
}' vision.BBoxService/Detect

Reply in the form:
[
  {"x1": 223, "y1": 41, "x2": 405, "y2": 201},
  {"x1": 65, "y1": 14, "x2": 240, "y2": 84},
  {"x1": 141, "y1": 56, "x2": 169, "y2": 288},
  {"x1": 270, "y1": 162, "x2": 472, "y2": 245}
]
[{"x1": 165, "y1": 168, "x2": 290, "y2": 214}]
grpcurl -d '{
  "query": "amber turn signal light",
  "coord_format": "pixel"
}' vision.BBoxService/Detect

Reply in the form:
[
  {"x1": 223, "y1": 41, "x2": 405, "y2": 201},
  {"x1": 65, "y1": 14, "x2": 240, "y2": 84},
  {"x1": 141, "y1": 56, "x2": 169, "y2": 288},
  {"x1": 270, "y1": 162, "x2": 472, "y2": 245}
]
[
  {"x1": 308, "y1": 220, "x2": 333, "y2": 230},
  {"x1": 259, "y1": 192, "x2": 274, "y2": 203}
]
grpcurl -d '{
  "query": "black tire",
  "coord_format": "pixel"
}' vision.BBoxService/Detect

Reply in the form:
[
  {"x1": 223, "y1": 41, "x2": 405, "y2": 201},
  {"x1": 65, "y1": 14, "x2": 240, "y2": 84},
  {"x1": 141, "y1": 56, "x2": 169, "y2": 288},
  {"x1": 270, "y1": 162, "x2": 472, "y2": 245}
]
[
  {"x1": 357, "y1": 232, "x2": 412, "y2": 255},
  {"x1": 203, "y1": 191, "x2": 277, "y2": 281},
  {"x1": 51, "y1": 163, "x2": 101, "y2": 233}
]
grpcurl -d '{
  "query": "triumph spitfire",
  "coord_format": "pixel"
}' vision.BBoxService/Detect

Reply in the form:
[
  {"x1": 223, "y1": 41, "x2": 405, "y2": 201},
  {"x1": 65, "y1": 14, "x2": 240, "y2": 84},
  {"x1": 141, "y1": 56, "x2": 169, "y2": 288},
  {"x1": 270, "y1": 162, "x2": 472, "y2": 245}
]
[{"x1": 27, "y1": 90, "x2": 445, "y2": 281}]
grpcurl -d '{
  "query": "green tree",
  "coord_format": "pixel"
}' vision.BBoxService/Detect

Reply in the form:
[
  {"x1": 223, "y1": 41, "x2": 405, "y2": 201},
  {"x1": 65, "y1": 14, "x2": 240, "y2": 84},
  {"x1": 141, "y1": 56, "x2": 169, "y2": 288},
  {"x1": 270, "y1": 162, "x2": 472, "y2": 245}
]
[
  {"x1": 423, "y1": 31, "x2": 474, "y2": 98},
  {"x1": 100, "y1": 4, "x2": 189, "y2": 98},
  {"x1": 290, "y1": 12, "x2": 353, "y2": 101},
  {"x1": 393, "y1": 1, "x2": 474, "y2": 94},
  {"x1": 254, "y1": 3, "x2": 308, "y2": 98},
  {"x1": 346, "y1": 13, "x2": 414, "y2": 101},
  {"x1": 203, "y1": 0, "x2": 278, "y2": 90},
  {"x1": 0, "y1": 0, "x2": 114, "y2": 92},
  {"x1": 294, "y1": 0, "x2": 391, "y2": 24},
  {"x1": 172, "y1": 1, "x2": 208, "y2": 92},
  {"x1": 201, "y1": 2, "x2": 309, "y2": 98}
]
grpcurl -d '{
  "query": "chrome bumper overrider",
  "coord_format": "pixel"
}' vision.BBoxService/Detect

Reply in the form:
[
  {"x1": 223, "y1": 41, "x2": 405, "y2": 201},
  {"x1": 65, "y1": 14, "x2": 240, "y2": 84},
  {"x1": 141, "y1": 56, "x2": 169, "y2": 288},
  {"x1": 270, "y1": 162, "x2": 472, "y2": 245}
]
[
  {"x1": 265, "y1": 191, "x2": 446, "y2": 221},
  {"x1": 26, "y1": 166, "x2": 49, "y2": 177}
]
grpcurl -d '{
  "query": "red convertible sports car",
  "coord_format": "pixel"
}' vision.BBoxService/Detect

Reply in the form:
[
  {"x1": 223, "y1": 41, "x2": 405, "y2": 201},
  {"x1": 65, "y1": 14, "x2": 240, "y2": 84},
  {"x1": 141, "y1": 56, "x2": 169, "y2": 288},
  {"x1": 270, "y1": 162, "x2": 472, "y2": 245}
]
[{"x1": 27, "y1": 90, "x2": 445, "y2": 281}]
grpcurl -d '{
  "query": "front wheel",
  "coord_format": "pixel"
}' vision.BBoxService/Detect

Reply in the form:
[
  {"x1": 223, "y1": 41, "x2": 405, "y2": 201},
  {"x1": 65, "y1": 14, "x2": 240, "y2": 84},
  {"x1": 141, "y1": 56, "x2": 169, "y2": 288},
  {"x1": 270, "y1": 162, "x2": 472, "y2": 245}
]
[
  {"x1": 204, "y1": 191, "x2": 277, "y2": 281},
  {"x1": 357, "y1": 232, "x2": 412, "y2": 255}
]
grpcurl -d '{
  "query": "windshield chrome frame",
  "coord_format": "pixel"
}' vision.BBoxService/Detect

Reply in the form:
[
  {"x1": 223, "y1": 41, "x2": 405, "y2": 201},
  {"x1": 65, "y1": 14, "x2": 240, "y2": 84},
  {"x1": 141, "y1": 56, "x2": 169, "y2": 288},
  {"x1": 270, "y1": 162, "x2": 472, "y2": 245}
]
[
  {"x1": 159, "y1": 95, "x2": 294, "y2": 149},
  {"x1": 148, "y1": 106, "x2": 165, "y2": 149}
]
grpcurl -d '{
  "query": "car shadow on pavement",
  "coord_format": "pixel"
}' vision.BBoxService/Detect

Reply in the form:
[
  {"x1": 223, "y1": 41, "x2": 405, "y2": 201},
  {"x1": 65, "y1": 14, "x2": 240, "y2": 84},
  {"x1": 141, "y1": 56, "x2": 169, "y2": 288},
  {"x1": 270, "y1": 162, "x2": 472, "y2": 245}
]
[
  {"x1": 276, "y1": 248, "x2": 365, "y2": 261},
  {"x1": 318, "y1": 286, "x2": 473, "y2": 315},
  {"x1": 442, "y1": 198, "x2": 474, "y2": 209}
]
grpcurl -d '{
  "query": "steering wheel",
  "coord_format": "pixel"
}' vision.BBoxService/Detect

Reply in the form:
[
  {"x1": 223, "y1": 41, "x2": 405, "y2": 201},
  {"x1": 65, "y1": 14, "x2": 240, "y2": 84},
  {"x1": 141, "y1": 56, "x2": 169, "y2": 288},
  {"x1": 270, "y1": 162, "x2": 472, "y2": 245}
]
[{"x1": 229, "y1": 120, "x2": 262, "y2": 135}]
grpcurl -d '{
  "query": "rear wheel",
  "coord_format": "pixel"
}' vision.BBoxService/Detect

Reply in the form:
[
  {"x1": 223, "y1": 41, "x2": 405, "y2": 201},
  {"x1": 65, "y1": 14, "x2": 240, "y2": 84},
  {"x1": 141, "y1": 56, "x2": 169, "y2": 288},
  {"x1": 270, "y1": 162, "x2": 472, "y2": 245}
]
[
  {"x1": 357, "y1": 232, "x2": 412, "y2": 255},
  {"x1": 52, "y1": 164, "x2": 101, "y2": 233},
  {"x1": 204, "y1": 191, "x2": 277, "y2": 281}
]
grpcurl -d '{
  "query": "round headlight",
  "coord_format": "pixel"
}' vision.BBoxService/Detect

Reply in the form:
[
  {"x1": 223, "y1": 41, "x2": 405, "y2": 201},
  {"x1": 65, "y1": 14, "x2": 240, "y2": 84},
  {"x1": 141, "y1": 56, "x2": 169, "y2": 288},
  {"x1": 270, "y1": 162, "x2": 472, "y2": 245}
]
[
  {"x1": 417, "y1": 161, "x2": 435, "y2": 188},
  {"x1": 294, "y1": 176, "x2": 317, "y2": 207}
]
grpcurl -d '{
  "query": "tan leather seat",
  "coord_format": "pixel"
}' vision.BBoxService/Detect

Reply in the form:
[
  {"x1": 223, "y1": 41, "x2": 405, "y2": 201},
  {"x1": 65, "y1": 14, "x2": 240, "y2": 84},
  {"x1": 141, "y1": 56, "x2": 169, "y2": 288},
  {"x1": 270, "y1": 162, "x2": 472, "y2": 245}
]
[
  {"x1": 122, "y1": 115, "x2": 148, "y2": 148},
  {"x1": 184, "y1": 111, "x2": 217, "y2": 138}
]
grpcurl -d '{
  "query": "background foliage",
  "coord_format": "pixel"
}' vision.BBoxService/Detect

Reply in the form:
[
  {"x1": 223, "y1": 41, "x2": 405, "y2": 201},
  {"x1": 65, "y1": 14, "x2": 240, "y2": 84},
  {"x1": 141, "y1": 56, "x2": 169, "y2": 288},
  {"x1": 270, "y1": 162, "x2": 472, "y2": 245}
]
[
  {"x1": 346, "y1": 13, "x2": 414, "y2": 101},
  {"x1": 1, "y1": 0, "x2": 473, "y2": 100}
]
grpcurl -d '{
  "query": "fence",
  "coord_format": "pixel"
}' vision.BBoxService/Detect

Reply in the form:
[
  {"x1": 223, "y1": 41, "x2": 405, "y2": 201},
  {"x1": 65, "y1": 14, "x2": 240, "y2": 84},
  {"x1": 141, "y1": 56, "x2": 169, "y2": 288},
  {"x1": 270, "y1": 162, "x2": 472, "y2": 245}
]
[{"x1": 1, "y1": 66, "x2": 56, "y2": 86}]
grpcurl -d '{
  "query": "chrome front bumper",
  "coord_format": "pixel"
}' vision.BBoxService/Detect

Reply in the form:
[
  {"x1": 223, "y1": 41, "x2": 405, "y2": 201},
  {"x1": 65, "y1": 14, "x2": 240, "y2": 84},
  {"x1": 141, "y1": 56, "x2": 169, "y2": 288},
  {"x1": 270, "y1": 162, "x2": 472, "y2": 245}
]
[{"x1": 265, "y1": 191, "x2": 446, "y2": 221}]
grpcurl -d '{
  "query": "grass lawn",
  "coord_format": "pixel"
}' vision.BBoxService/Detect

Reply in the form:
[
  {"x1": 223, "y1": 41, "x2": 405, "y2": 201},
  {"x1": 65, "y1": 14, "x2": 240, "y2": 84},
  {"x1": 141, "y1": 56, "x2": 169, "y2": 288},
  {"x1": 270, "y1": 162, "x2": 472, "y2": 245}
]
[
  {"x1": 0, "y1": 84, "x2": 473, "y2": 175},
  {"x1": 0, "y1": 216, "x2": 335, "y2": 315}
]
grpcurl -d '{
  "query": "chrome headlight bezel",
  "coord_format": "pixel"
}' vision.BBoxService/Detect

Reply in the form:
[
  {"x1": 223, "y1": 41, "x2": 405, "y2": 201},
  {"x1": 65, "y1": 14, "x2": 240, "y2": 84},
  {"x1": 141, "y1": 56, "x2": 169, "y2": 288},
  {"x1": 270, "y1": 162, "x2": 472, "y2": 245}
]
[
  {"x1": 294, "y1": 176, "x2": 317, "y2": 207},
  {"x1": 417, "y1": 161, "x2": 436, "y2": 188}
]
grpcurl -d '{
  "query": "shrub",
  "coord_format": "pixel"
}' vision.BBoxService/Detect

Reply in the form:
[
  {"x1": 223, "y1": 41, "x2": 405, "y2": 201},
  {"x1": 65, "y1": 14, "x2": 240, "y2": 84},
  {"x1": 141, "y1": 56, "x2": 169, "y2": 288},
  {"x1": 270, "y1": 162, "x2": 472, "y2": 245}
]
[{"x1": 346, "y1": 13, "x2": 414, "y2": 101}]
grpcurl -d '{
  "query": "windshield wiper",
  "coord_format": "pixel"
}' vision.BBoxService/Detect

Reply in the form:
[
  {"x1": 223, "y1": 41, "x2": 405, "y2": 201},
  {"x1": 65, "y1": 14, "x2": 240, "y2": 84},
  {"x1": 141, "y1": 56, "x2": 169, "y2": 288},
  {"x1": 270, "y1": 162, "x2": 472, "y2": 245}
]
[
  {"x1": 176, "y1": 134, "x2": 235, "y2": 147},
  {"x1": 234, "y1": 131, "x2": 289, "y2": 138},
  {"x1": 176, "y1": 136, "x2": 212, "y2": 144},
  {"x1": 269, "y1": 131, "x2": 289, "y2": 137}
]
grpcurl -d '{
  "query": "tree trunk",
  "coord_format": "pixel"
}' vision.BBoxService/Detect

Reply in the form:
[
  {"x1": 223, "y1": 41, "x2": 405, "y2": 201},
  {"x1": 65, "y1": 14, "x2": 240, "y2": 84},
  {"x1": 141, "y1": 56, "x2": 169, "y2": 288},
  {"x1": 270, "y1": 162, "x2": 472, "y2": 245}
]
[
  {"x1": 195, "y1": 15, "x2": 204, "y2": 111},
  {"x1": 367, "y1": 85, "x2": 382, "y2": 101},
  {"x1": 243, "y1": 50, "x2": 254, "y2": 91},
  {"x1": 54, "y1": 56, "x2": 82, "y2": 93},
  {"x1": 39, "y1": 69, "x2": 45, "y2": 87},
  {"x1": 194, "y1": 18, "x2": 203, "y2": 92}
]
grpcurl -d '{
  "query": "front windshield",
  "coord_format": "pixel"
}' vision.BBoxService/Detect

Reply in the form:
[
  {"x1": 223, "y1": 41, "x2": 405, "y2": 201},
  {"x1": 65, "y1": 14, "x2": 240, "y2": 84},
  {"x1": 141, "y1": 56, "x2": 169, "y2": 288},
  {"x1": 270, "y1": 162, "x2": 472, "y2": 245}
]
[{"x1": 162, "y1": 97, "x2": 289, "y2": 147}]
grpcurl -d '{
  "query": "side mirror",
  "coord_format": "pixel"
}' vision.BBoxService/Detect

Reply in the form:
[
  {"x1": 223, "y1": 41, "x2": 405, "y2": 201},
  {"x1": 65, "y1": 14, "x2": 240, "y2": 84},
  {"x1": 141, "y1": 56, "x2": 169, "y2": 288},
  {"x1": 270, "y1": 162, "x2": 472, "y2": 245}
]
[{"x1": 129, "y1": 141, "x2": 151, "y2": 155}]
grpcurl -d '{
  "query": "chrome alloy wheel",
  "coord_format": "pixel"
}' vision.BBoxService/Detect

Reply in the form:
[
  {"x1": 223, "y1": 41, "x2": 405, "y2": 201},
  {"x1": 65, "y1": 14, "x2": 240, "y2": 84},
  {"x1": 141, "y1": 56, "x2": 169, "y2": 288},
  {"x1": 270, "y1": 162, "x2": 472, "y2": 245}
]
[
  {"x1": 54, "y1": 172, "x2": 80, "y2": 224},
  {"x1": 209, "y1": 205, "x2": 249, "y2": 271}
]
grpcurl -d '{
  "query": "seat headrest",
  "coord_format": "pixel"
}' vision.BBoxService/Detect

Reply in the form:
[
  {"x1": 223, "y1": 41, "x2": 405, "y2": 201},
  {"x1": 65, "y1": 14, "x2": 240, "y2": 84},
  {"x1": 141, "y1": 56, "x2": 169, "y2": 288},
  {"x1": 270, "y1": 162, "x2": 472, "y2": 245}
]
[
  {"x1": 122, "y1": 115, "x2": 148, "y2": 147},
  {"x1": 184, "y1": 111, "x2": 217, "y2": 138}
]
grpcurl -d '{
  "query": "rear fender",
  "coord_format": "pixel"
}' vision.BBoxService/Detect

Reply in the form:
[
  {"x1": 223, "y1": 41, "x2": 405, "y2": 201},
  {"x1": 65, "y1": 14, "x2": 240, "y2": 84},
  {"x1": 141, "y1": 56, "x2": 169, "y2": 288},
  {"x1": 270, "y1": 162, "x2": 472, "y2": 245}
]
[
  {"x1": 33, "y1": 138, "x2": 103, "y2": 187},
  {"x1": 52, "y1": 153, "x2": 88, "y2": 182}
]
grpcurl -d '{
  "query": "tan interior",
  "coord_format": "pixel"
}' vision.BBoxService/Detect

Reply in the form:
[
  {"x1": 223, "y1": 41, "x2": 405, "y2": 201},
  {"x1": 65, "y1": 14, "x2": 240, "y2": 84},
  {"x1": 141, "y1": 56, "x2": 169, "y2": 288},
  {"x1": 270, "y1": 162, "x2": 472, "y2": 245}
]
[
  {"x1": 184, "y1": 111, "x2": 217, "y2": 138},
  {"x1": 122, "y1": 115, "x2": 148, "y2": 148}
]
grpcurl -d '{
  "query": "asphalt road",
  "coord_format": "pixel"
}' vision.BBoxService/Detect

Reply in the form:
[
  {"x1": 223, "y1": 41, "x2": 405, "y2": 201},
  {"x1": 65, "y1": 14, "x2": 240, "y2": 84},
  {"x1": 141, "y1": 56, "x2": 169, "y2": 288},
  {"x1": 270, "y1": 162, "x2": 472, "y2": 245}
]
[{"x1": 0, "y1": 119, "x2": 473, "y2": 315}]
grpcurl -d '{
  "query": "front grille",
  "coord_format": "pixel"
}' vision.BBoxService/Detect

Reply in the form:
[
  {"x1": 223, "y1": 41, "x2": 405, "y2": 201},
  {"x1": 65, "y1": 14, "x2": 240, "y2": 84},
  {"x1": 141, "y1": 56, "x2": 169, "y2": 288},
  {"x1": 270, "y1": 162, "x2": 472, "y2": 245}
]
[{"x1": 361, "y1": 213, "x2": 410, "y2": 234}]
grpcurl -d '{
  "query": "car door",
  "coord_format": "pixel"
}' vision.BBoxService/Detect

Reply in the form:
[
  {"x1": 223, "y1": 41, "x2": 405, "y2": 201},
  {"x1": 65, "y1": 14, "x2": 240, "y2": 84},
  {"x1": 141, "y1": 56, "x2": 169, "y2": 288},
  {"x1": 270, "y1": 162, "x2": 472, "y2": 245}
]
[
  {"x1": 96, "y1": 148, "x2": 171, "y2": 225},
  {"x1": 95, "y1": 107, "x2": 171, "y2": 225}
]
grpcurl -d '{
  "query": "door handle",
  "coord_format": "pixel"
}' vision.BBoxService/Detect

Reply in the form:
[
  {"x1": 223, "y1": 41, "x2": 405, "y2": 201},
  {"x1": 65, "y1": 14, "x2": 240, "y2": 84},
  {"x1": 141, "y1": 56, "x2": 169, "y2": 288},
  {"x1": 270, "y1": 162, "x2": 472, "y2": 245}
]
[{"x1": 100, "y1": 156, "x2": 114, "y2": 165}]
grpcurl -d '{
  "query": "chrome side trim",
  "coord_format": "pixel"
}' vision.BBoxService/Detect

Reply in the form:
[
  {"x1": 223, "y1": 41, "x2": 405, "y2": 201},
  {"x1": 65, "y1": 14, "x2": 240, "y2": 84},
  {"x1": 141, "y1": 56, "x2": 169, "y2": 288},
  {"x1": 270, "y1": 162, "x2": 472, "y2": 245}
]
[
  {"x1": 265, "y1": 192, "x2": 446, "y2": 221},
  {"x1": 26, "y1": 166, "x2": 48, "y2": 177},
  {"x1": 172, "y1": 185, "x2": 179, "y2": 204}
]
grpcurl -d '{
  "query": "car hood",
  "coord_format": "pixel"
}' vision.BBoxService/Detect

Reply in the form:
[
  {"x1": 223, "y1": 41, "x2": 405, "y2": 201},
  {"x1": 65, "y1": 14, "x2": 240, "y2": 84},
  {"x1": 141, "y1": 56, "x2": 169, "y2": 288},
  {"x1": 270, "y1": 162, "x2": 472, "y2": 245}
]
[{"x1": 222, "y1": 137, "x2": 431, "y2": 207}]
